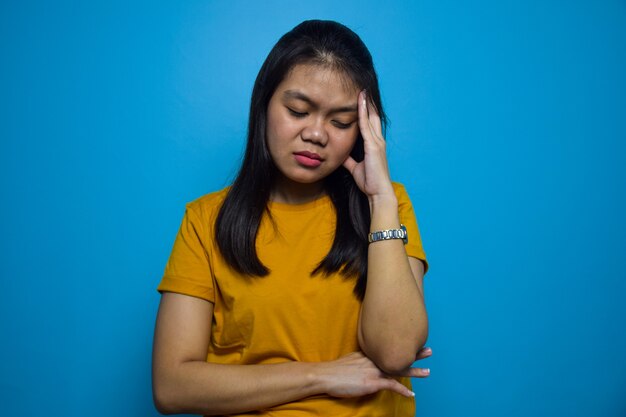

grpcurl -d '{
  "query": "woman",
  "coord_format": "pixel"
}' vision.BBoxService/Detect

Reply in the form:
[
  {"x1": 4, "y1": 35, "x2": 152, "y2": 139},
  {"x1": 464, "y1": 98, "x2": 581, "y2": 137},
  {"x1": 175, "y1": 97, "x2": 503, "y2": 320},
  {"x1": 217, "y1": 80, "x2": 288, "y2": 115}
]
[{"x1": 152, "y1": 19, "x2": 431, "y2": 416}]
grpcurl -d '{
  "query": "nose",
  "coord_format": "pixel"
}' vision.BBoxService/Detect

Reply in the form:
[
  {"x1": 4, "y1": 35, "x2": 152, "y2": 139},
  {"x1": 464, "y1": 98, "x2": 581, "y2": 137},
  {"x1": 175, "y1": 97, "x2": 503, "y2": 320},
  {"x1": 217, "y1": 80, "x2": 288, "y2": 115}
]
[{"x1": 301, "y1": 116, "x2": 328, "y2": 146}]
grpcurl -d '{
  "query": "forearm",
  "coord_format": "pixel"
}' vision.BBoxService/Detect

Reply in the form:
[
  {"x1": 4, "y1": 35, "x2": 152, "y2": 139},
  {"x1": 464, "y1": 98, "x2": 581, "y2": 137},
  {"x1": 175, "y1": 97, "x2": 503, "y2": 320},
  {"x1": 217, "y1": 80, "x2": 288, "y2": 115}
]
[
  {"x1": 154, "y1": 360, "x2": 322, "y2": 415},
  {"x1": 358, "y1": 195, "x2": 429, "y2": 373}
]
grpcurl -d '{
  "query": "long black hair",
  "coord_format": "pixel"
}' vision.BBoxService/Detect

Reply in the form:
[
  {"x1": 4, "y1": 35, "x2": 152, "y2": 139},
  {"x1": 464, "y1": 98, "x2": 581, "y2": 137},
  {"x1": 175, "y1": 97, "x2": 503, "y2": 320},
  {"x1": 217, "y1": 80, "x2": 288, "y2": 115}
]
[{"x1": 215, "y1": 20, "x2": 388, "y2": 299}]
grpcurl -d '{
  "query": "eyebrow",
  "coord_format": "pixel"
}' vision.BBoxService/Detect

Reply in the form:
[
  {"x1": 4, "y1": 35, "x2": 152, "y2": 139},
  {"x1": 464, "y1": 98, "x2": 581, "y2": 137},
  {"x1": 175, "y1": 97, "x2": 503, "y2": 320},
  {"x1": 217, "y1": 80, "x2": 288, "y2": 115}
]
[{"x1": 282, "y1": 90, "x2": 358, "y2": 114}]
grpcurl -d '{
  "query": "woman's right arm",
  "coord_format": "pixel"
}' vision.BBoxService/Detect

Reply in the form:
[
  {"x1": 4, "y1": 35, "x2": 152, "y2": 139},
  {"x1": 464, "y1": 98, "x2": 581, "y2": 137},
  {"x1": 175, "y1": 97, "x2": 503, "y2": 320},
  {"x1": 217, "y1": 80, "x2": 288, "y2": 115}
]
[{"x1": 152, "y1": 292, "x2": 422, "y2": 416}]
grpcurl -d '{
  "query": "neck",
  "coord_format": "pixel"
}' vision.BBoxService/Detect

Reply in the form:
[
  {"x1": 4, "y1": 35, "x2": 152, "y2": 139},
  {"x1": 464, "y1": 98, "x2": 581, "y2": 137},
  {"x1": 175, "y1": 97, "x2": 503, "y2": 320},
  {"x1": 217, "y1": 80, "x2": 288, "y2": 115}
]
[{"x1": 270, "y1": 177, "x2": 326, "y2": 205}]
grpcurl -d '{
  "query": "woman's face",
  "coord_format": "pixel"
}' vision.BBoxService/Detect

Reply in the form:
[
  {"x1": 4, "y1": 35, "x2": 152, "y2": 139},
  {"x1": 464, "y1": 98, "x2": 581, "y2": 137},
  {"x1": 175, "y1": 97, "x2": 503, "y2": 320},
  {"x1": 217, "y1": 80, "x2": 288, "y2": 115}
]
[{"x1": 266, "y1": 63, "x2": 360, "y2": 198}]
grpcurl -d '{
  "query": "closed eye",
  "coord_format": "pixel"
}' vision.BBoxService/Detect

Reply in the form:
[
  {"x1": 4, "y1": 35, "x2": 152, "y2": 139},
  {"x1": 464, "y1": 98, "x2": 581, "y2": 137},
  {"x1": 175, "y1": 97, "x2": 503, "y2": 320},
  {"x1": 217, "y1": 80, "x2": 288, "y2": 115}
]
[
  {"x1": 287, "y1": 108, "x2": 307, "y2": 118},
  {"x1": 333, "y1": 121, "x2": 354, "y2": 129},
  {"x1": 288, "y1": 107, "x2": 353, "y2": 129}
]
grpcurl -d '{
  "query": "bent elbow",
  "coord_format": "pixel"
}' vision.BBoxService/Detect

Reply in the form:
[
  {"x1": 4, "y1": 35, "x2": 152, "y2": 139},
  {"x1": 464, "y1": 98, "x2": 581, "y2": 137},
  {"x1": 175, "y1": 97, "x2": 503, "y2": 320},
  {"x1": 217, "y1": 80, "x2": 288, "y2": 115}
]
[
  {"x1": 153, "y1": 378, "x2": 180, "y2": 415},
  {"x1": 153, "y1": 390, "x2": 173, "y2": 415},
  {"x1": 359, "y1": 322, "x2": 429, "y2": 373},
  {"x1": 373, "y1": 333, "x2": 429, "y2": 374},
  {"x1": 376, "y1": 352, "x2": 419, "y2": 374}
]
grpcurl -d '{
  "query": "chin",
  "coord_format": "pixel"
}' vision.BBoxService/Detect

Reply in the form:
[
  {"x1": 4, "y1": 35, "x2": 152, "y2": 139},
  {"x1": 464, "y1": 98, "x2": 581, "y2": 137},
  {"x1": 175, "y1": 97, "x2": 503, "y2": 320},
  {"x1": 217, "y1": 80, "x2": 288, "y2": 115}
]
[
  {"x1": 288, "y1": 175, "x2": 325, "y2": 185},
  {"x1": 279, "y1": 169, "x2": 327, "y2": 186}
]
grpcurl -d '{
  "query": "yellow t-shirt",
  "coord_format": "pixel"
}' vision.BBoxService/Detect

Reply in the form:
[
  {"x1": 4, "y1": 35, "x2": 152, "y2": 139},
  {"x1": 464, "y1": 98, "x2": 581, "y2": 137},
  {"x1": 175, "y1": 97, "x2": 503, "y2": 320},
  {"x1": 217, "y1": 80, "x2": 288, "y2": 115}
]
[{"x1": 158, "y1": 182, "x2": 428, "y2": 416}]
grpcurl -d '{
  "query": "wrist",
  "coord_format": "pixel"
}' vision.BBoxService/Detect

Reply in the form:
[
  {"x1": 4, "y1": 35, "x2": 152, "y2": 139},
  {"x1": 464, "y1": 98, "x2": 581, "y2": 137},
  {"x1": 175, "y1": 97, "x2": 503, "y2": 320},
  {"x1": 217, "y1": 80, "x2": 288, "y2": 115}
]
[
  {"x1": 367, "y1": 191, "x2": 398, "y2": 208},
  {"x1": 306, "y1": 362, "x2": 329, "y2": 396},
  {"x1": 368, "y1": 194, "x2": 399, "y2": 230},
  {"x1": 368, "y1": 194, "x2": 398, "y2": 218}
]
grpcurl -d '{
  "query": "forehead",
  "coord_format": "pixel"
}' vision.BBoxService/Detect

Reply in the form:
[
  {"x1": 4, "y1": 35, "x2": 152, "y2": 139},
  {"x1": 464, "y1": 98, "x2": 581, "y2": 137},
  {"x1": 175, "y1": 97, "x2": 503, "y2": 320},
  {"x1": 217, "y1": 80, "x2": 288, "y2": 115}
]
[{"x1": 275, "y1": 64, "x2": 359, "y2": 102}]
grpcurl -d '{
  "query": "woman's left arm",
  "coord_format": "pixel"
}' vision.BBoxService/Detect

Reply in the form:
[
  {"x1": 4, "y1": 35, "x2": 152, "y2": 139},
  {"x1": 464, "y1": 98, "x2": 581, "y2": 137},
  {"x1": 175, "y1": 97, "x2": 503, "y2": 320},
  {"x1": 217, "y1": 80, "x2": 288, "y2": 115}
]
[{"x1": 343, "y1": 90, "x2": 428, "y2": 374}]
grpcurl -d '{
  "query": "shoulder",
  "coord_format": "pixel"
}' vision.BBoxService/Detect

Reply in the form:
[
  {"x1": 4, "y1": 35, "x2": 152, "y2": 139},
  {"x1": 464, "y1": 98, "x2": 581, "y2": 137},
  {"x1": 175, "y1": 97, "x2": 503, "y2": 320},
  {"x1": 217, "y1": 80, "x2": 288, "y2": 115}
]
[{"x1": 184, "y1": 186, "x2": 231, "y2": 224}]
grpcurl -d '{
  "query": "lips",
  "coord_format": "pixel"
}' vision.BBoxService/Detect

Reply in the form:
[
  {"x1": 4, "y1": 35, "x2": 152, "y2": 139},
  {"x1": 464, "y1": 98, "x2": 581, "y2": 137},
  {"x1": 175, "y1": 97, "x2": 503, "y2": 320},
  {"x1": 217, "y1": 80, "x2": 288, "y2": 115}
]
[
  {"x1": 294, "y1": 151, "x2": 322, "y2": 160},
  {"x1": 293, "y1": 151, "x2": 323, "y2": 168}
]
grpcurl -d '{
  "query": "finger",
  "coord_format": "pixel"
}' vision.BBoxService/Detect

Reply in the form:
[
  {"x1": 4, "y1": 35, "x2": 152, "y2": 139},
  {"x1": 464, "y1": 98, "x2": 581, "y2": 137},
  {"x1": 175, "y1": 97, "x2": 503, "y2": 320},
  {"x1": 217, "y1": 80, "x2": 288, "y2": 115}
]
[
  {"x1": 384, "y1": 365, "x2": 431, "y2": 379},
  {"x1": 342, "y1": 156, "x2": 357, "y2": 174},
  {"x1": 415, "y1": 347, "x2": 432, "y2": 360},
  {"x1": 358, "y1": 90, "x2": 374, "y2": 143},
  {"x1": 404, "y1": 367, "x2": 431, "y2": 378},
  {"x1": 376, "y1": 378, "x2": 415, "y2": 398},
  {"x1": 365, "y1": 93, "x2": 383, "y2": 137}
]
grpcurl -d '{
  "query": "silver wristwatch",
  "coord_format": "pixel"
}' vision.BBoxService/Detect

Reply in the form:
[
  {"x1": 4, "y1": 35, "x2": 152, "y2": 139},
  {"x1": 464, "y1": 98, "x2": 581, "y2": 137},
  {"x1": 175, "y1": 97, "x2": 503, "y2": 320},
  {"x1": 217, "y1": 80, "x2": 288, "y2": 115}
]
[{"x1": 368, "y1": 224, "x2": 408, "y2": 244}]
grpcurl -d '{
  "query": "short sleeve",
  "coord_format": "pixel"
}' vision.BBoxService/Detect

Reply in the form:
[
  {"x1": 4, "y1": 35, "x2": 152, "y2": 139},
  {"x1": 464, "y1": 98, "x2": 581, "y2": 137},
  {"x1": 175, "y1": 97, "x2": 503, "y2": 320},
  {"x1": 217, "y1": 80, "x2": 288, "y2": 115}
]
[
  {"x1": 393, "y1": 183, "x2": 429, "y2": 275},
  {"x1": 157, "y1": 204, "x2": 215, "y2": 302}
]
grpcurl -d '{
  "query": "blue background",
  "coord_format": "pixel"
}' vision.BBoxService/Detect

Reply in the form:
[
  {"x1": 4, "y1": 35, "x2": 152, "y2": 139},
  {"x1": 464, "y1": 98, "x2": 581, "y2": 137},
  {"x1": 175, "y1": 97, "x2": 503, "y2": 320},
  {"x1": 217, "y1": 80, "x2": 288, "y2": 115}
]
[{"x1": 1, "y1": 1, "x2": 625, "y2": 416}]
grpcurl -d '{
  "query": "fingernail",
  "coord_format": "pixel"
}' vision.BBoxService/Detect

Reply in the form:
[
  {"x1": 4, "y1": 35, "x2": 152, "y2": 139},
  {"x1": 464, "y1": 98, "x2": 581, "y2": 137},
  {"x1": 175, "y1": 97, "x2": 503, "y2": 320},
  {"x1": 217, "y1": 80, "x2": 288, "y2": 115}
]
[
  {"x1": 423, "y1": 368, "x2": 430, "y2": 374},
  {"x1": 409, "y1": 390, "x2": 415, "y2": 397}
]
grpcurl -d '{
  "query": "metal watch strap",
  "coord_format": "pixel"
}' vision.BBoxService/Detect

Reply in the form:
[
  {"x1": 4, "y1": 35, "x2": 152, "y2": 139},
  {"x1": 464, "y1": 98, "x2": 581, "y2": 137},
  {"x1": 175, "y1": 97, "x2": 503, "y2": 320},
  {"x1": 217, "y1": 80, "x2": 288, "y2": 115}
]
[{"x1": 368, "y1": 224, "x2": 408, "y2": 244}]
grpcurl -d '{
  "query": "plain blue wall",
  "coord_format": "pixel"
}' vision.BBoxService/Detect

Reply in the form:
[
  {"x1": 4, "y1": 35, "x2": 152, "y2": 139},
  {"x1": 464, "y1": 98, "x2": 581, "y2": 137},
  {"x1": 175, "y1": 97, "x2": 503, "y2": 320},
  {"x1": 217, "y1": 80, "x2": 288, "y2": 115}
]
[{"x1": 1, "y1": 1, "x2": 625, "y2": 416}]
